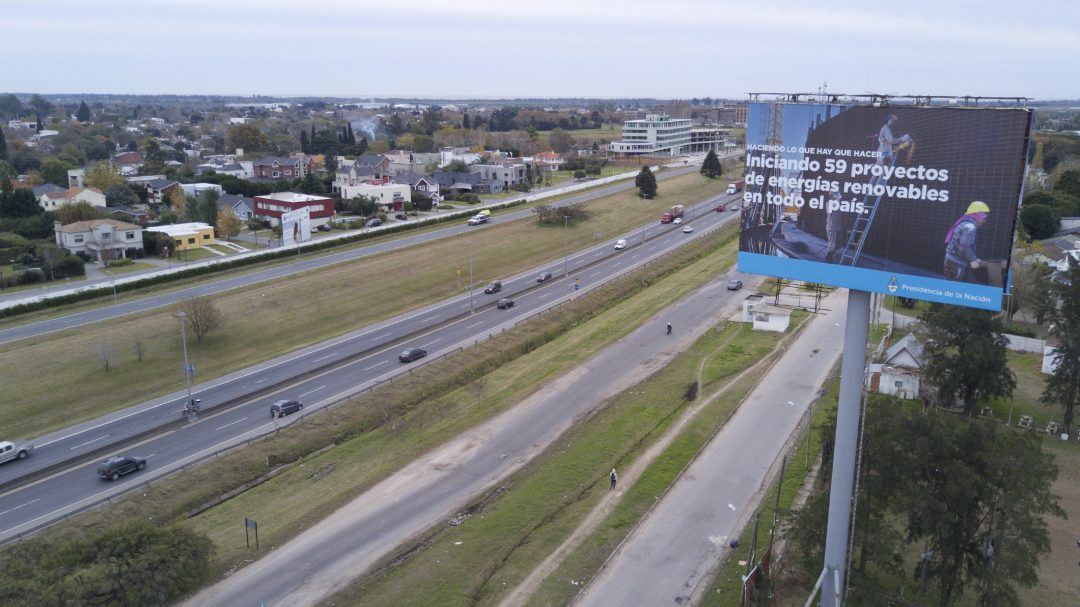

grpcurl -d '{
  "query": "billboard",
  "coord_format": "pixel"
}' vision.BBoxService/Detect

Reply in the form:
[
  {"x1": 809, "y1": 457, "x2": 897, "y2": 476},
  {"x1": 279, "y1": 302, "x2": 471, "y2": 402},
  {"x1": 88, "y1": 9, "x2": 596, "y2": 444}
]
[
  {"x1": 737, "y1": 101, "x2": 1032, "y2": 311},
  {"x1": 281, "y1": 207, "x2": 311, "y2": 248}
]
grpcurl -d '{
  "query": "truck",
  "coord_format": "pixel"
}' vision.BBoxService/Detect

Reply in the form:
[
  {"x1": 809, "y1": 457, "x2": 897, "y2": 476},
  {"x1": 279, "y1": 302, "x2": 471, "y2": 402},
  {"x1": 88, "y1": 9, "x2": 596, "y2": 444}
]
[
  {"x1": 660, "y1": 205, "x2": 685, "y2": 224},
  {"x1": 726, "y1": 180, "x2": 744, "y2": 195},
  {"x1": 0, "y1": 440, "x2": 33, "y2": 464}
]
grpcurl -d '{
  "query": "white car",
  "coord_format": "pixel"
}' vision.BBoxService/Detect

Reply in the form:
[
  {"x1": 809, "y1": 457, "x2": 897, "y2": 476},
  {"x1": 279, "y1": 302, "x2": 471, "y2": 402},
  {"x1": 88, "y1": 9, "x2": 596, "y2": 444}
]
[
  {"x1": 673, "y1": 217, "x2": 683, "y2": 224},
  {"x1": 682, "y1": 226, "x2": 695, "y2": 233},
  {"x1": 0, "y1": 441, "x2": 32, "y2": 464},
  {"x1": 614, "y1": 239, "x2": 627, "y2": 250}
]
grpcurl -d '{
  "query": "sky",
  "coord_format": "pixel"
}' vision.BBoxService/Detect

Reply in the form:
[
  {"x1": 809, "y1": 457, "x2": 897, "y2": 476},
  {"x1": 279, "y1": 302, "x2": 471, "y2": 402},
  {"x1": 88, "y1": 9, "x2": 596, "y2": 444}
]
[{"x1": 5, "y1": 0, "x2": 1078, "y2": 100}]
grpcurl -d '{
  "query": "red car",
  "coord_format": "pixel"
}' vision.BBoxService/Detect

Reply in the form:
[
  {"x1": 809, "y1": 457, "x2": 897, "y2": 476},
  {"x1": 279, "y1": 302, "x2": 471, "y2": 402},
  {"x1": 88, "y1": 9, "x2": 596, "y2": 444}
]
[{"x1": 715, "y1": 204, "x2": 726, "y2": 212}]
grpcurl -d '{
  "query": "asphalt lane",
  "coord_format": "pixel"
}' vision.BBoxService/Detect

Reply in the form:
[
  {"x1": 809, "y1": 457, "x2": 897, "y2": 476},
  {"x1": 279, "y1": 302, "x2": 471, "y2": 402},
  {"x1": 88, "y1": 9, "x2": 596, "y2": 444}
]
[
  {"x1": 183, "y1": 222, "x2": 755, "y2": 607},
  {"x1": 576, "y1": 291, "x2": 848, "y2": 607},
  {"x1": 0, "y1": 193, "x2": 743, "y2": 542},
  {"x1": 0, "y1": 166, "x2": 700, "y2": 346}
]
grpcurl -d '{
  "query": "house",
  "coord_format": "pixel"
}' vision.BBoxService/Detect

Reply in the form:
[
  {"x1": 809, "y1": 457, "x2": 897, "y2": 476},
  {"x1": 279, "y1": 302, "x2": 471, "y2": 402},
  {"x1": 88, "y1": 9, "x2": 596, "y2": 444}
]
[
  {"x1": 39, "y1": 187, "x2": 107, "y2": 211},
  {"x1": 145, "y1": 222, "x2": 216, "y2": 252},
  {"x1": 333, "y1": 163, "x2": 376, "y2": 193},
  {"x1": 145, "y1": 179, "x2": 182, "y2": 205},
  {"x1": 108, "y1": 205, "x2": 151, "y2": 226},
  {"x1": 253, "y1": 192, "x2": 334, "y2": 227},
  {"x1": 253, "y1": 156, "x2": 308, "y2": 181},
  {"x1": 220, "y1": 194, "x2": 255, "y2": 220},
  {"x1": 740, "y1": 294, "x2": 791, "y2": 332},
  {"x1": 385, "y1": 150, "x2": 440, "y2": 175},
  {"x1": 532, "y1": 151, "x2": 563, "y2": 171},
  {"x1": 469, "y1": 159, "x2": 527, "y2": 190},
  {"x1": 432, "y1": 170, "x2": 494, "y2": 194},
  {"x1": 341, "y1": 178, "x2": 410, "y2": 212},
  {"x1": 867, "y1": 334, "x2": 926, "y2": 400},
  {"x1": 54, "y1": 219, "x2": 144, "y2": 262},
  {"x1": 391, "y1": 172, "x2": 439, "y2": 197},
  {"x1": 32, "y1": 183, "x2": 65, "y2": 199},
  {"x1": 438, "y1": 147, "x2": 482, "y2": 167},
  {"x1": 195, "y1": 161, "x2": 253, "y2": 179},
  {"x1": 352, "y1": 154, "x2": 390, "y2": 176},
  {"x1": 112, "y1": 151, "x2": 144, "y2": 169},
  {"x1": 180, "y1": 183, "x2": 224, "y2": 199}
]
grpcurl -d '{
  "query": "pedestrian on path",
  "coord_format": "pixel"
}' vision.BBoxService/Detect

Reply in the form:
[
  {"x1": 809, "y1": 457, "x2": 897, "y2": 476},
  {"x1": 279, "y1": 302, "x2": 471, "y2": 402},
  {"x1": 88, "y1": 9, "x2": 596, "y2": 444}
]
[
  {"x1": 610, "y1": 467, "x2": 618, "y2": 490},
  {"x1": 666, "y1": 322, "x2": 672, "y2": 335}
]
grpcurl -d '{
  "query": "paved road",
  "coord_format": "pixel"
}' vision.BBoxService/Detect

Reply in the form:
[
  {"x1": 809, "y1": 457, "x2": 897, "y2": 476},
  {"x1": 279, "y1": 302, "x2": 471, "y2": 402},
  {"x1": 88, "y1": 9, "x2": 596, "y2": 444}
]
[
  {"x1": 0, "y1": 195, "x2": 742, "y2": 542},
  {"x1": 183, "y1": 235, "x2": 757, "y2": 607},
  {"x1": 575, "y1": 291, "x2": 848, "y2": 607},
  {"x1": 0, "y1": 166, "x2": 702, "y2": 345}
]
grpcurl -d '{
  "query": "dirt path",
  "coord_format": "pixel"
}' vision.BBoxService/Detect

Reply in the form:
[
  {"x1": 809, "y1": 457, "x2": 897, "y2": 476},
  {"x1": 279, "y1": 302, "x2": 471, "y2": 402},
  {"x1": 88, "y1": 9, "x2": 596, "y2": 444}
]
[{"x1": 498, "y1": 318, "x2": 809, "y2": 606}]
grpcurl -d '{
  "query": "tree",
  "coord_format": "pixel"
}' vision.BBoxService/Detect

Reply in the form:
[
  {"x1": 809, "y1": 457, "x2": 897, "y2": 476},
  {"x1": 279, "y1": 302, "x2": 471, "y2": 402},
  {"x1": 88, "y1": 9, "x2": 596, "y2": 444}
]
[
  {"x1": 444, "y1": 159, "x2": 469, "y2": 173},
  {"x1": 225, "y1": 123, "x2": 268, "y2": 154},
  {"x1": 54, "y1": 201, "x2": 101, "y2": 224},
  {"x1": 28, "y1": 94, "x2": 52, "y2": 115},
  {"x1": 0, "y1": 126, "x2": 6, "y2": 161},
  {"x1": 38, "y1": 244, "x2": 64, "y2": 281},
  {"x1": 635, "y1": 165, "x2": 657, "y2": 199},
  {"x1": 0, "y1": 94, "x2": 22, "y2": 120},
  {"x1": 299, "y1": 129, "x2": 309, "y2": 153},
  {"x1": 92, "y1": 340, "x2": 115, "y2": 372},
  {"x1": 0, "y1": 189, "x2": 40, "y2": 217},
  {"x1": 919, "y1": 304, "x2": 1015, "y2": 414},
  {"x1": 462, "y1": 114, "x2": 471, "y2": 129},
  {"x1": 196, "y1": 190, "x2": 220, "y2": 226},
  {"x1": 217, "y1": 206, "x2": 241, "y2": 240},
  {"x1": 1054, "y1": 169, "x2": 1080, "y2": 200},
  {"x1": 548, "y1": 128, "x2": 574, "y2": 153},
  {"x1": 39, "y1": 159, "x2": 72, "y2": 186},
  {"x1": 178, "y1": 296, "x2": 222, "y2": 343},
  {"x1": 76, "y1": 100, "x2": 91, "y2": 122},
  {"x1": 1041, "y1": 261, "x2": 1080, "y2": 434},
  {"x1": 1018, "y1": 204, "x2": 1058, "y2": 239},
  {"x1": 700, "y1": 150, "x2": 723, "y2": 178},
  {"x1": 141, "y1": 139, "x2": 167, "y2": 175},
  {"x1": 105, "y1": 184, "x2": 138, "y2": 207},
  {"x1": 84, "y1": 160, "x2": 125, "y2": 191}
]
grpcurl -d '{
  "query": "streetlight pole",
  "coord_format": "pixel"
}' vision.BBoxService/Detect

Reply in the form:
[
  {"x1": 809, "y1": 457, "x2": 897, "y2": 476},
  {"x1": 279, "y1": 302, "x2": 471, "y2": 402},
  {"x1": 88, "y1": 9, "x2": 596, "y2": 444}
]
[
  {"x1": 468, "y1": 240, "x2": 475, "y2": 314},
  {"x1": 175, "y1": 310, "x2": 194, "y2": 416},
  {"x1": 563, "y1": 214, "x2": 569, "y2": 279}
]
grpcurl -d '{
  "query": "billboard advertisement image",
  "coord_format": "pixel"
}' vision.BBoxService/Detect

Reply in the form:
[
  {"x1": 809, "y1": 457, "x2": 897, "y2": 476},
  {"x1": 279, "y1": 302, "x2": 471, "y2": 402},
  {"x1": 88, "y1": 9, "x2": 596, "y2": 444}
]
[
  {"x1": 737, "y1": 101, "x2": 1032, "y2": 311},
  {"x1": 281, "y1": 207, "x2": 311, "y2": 248}
]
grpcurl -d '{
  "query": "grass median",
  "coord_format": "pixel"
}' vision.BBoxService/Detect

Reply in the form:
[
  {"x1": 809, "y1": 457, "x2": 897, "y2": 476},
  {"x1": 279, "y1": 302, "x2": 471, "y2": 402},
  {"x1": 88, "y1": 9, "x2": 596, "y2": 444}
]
[{"x1": 3, "y1": 172, "x2": 725, "y2": 439}]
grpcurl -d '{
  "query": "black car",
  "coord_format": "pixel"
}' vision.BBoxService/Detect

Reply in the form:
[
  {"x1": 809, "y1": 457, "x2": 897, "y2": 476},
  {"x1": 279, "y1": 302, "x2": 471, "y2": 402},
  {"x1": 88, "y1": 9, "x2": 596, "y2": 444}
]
[
  {"x1": 270, "y1": 399, "x2": 303, "y2": 419},
  {"x1": 727, "y1": 279, "x2": 743, "y2": 291},
  {"x1": 364, "y1": 218, "x2": 383, "y2": 228},
  {"x1": 394, "y1": 213, "x2": 408, "y2": 220},
  {"x1": 484, "y1": 280, "x2": 502, "y2": 294},
  {"x1": 536, "y1": 272, "x2": 553, "y2": 283},
  {"x1": 399, "y1": 347, "x2": 427, "y2": 363},
  {"x1": 497, "y1": 297, "x2": 515, "y2": 309},
  {"x1": 97, "y1": 455, "x2": 146, "y2": 481},
  {"x1": 316, "y1": 224, "x2": 331, "y2": 232}
]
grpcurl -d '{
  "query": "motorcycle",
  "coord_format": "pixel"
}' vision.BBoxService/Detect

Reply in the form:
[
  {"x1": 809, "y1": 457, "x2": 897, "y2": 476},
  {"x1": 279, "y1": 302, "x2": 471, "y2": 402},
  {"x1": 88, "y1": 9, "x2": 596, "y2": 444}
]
[{"x1": 182, "y1": 398, "x2": 202, "y2": 416}]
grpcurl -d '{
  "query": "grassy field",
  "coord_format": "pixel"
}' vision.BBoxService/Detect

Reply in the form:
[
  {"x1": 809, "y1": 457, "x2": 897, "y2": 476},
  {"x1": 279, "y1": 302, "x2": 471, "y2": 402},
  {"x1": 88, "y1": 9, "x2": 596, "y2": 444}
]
[
  {"x1": 102, "y1": 261, "x2": 159, "y2": 275},
  {"x1": 2, "y1": 172, "x2": 726, "y2": 440}
]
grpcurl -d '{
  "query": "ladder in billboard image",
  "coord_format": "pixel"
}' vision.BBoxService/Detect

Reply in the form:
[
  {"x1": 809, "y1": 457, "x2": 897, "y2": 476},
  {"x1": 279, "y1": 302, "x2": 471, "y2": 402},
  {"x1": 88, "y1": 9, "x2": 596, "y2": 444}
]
[{"x1": 836, "y1": 151, "x2": 903, "y2": 267}]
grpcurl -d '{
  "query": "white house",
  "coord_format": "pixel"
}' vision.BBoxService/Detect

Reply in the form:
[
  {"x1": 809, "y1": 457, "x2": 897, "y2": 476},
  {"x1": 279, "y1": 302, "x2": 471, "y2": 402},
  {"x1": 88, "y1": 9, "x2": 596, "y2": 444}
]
[
  {"x1": 341, "y1": 179, "x2": 410, "y2": 212},
  {"x1": 39, "y1": 187, "x2": 107, "y2": 211},
  {"x1": 180, "y1": 183, "x2": 224, "y2": 198},
  {"x1": 867, "y1": 334, "x2": 926, "y2": 400},
  {"x1": 438, "y1": 147, "x2": 482, "y2": 167},
  {"x1": 54, "y1": 219, "x2": 144, "y2": 262}
]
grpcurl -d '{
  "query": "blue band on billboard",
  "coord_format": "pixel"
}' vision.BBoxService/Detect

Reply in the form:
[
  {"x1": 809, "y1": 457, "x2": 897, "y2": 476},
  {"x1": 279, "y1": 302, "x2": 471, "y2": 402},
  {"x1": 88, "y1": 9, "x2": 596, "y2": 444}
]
[
  {"x1": 739, "y1": 252, "x2": 1002, "y2": 310},
  {"x1": 737, "y1": 101, "x2": 1032, "y2": 311}
]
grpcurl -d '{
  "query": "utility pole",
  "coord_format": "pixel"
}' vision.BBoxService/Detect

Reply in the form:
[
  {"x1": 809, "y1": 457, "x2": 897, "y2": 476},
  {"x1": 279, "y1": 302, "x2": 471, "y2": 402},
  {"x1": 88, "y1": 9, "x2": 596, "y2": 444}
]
[
  {"x1": 175, "y1": 310, "x2": 195, "y2": 417},
  {"x1": 563, "y1": 214, "x2": 569, "y2": 278},
  {"x1": 468, "y1": 240, "x2": 475, "y2": 314}
]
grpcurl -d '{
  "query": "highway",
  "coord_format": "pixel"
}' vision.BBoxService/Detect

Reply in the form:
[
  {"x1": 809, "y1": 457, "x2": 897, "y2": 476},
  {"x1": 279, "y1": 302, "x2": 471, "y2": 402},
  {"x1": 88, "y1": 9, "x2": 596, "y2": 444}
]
[
  {"x1": 0, "y1": 191, "x2": 742, "y2": 543},
  {"x1": 0, "y1": 166, "x2": 702, "y2": 346}
]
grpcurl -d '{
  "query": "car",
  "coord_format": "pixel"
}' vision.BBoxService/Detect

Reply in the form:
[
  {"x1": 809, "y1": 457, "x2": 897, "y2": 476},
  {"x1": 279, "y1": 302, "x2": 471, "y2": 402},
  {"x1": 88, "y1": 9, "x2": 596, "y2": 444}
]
[
  {"x1": 317, "y1": 224, "x2": 331, "y2": 231},
  {"x1": 97, "y1": 455, "x2": 146, "y2": 481},
  {"x1": 394, "y1": 213, "x2": 408, "y2": 220},
  {"x1": 364, "y1": 218, "x2": 383, "y2": 228},
  {"x1": 468, "y1": 215, "x2": 488, "y2": 226},
  {"x1": 497, "y1": 297, "x2": 515, "y2": 309},
  {"x1": 0, "y1": 441, "x2": 32, "y2": 464},
  {"x1": 682, "y1": 226, "x2": 695, "y2": 233},
  {"x1": 270, "y1": 399, "x2": 303, "y2": 419},
  {"x1": 614, "y1": 239, "x2": 627, "y2": 250},
  {"x1": 484, "y1": 280, "x2": 502, "y2": 294},
  {"x1": 673, "y1": 217, "x2": 683, "y2": 225},
  {"x1": 727, "y1": 279, "x2": 744, "y2": 291},
  {"x1": 536, "y1": 271, "x2": 553, "y2": 283},
  {"x1": 715, "y1": 204, "x2": 726, "y2": 212},
  {"x1": 399, "y1": 347, "x2": 427, "y2": 363}
]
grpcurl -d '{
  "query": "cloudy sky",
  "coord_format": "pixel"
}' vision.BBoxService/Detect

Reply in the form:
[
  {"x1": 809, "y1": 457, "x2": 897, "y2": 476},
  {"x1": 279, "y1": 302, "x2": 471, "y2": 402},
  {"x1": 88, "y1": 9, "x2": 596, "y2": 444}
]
[{"x1": 6, "y1": 0, "x2": 1077, "y2": 99}]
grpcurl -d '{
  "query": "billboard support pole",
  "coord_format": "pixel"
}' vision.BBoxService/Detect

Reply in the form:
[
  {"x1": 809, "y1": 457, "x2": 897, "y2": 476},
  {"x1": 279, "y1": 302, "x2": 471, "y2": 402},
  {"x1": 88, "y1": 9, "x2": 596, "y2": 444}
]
[{"x1": 821, "y1": 288, "x2": 870, "y2": 606}]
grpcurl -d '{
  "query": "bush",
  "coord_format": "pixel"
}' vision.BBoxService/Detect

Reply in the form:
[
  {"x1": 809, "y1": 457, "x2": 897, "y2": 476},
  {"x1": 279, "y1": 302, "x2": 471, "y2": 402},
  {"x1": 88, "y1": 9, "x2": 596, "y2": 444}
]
[
  {"x1": 55, "y1": 255, "x2": 85, "y2": 278},
  {"x1": 108, "y1": 258, "x2": 134, "y2": 268},
  {"x1": 1003, "y1": 323, "x2": 1037, "y2": 338},
  {"x1": 16, "y1": 269, "x2": 43, "y2": 285}
]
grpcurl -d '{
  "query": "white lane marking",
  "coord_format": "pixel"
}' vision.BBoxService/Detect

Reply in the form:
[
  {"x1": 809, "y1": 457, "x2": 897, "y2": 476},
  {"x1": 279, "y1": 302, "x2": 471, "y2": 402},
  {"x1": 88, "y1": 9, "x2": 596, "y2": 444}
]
[
  {"x1": 467, "y1": 321, "x2": 484, "y2": 329},
  {"x1": 312, "y1": 353, "x2": 335, "y2": 363},
  {"x1": 421, "y1": 338, "x2": 441, "y2": 348},
  {"x1": 298, "y1": 386, "x2": 326, "y2": 398},
  {"x1": 422, "y1": 315, "x2": 440, "y2": 322},
  {"x1": 254, "y1": 378, "x2": 268, "y2": 384},
  {"x1": 612, "y1": 263, "x2": 621, "y2": 268},
  {"x1": 364, "y1": 360, "x2": 388, "y2": 371},
  {"x1": 69, "y1": 435, "x2": 109, "y2": 451},
  {"x1": 0, "y1": 499, "x2": 39, "y2": 517},
  {"x1": 216, "y1": 417, "x2": 248, "y2": 431},
  {"x1": 145, "y1": 453, "x2": 157, "y2": 459},
  {"x1": 537, "y1": 292, "x2": 551, "y2": 299}
]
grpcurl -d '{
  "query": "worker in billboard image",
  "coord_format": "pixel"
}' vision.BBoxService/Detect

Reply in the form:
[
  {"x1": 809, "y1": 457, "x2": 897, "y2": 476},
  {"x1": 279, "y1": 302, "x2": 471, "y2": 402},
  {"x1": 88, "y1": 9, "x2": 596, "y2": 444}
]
[
  {"x1": 877, "y1": 113, "x2": 913, "y2": 164},
  {"x1": 824, "y1": 191, "x2": 846, "y2": 263},
  {"x1": 292, "y1": 220, "x2": 301, "y2": 246},
  {"x1": 943, "y1": 201, "x2": 990, "y2": 281}
]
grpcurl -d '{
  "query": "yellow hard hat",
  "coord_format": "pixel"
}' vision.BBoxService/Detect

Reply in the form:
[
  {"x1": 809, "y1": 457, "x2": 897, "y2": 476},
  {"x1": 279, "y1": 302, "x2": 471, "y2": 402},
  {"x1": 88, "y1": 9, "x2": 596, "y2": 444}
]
[{"x1": 966, "y1": 201, "x2": 990, "y2": 214}]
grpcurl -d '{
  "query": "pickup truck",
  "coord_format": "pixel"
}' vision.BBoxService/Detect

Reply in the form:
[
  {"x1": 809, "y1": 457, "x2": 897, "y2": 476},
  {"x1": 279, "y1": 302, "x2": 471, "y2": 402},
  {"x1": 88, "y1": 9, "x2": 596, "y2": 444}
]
[{"x1": 0, "y1": 440, "x2": 33, "y2": 464}]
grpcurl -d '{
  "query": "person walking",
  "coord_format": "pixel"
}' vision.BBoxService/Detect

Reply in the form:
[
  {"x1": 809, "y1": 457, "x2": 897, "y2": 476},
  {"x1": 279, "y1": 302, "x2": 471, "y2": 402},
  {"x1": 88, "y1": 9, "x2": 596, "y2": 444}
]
[
  {"x1": 943, "y1": 201, "x2": 990, "y2": 281},
  {"x1": 610, "y1": 467, "x2": 618, "y2": 490},
  {"x1": 666, "y1": 322, "x2": 672, "y2": 335}
]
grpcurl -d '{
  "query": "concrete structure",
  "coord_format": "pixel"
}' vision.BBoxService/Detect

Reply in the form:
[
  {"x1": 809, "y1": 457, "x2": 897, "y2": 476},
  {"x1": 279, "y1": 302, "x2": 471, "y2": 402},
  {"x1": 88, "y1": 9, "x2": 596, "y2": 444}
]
[
  {"x1": 67, "y1": 168, "x2": 85, "y2": 188},
  {"x1": 438, "y1": 147, "x2": 482, "y2": 167},
  {"x1": 144, "y1": 222, "x2": 216, "y2": 251},
  {"x1": 469, "y1": 160, "x2": 526, "y2": 190},
  {"x1": 341, "y1": 178, "x2": 410, "y2": 212},
  {"x1": 54, "y1": 219, "x2": 144, "y2": 262},
  {"x1": 253, "y1": 192, "x2": 334, "y2": 227},
  {"x1": 609, "y1": 114, "x2": 691, "y2": 156},
  {"x1": 867, "y1": 333, "x2": 925, "y2": 400}
]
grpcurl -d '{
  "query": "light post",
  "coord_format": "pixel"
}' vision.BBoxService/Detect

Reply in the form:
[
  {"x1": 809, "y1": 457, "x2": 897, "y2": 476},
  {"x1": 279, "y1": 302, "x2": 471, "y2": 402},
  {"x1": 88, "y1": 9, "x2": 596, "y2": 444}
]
[
  {"x1": 468, "y1": 240, "x2": 475, "y2": 314},
  {"x1": 175, "y1": 310, "x2": 194, "y2": 417},
  {"x1": 563, "y1": 214, "x2": 569, "y2": 278}
]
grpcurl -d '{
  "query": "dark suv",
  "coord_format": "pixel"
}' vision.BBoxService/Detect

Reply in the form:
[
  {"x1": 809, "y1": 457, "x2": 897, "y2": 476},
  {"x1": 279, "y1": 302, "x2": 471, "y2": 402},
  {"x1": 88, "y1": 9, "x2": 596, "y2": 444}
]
[
  {"x1": 399, "y1": 347, "x2": 428, "y2": 363},
  {"x1": 484, "y1": 280, "x2": 502, "y2": 294},
  {"x1": 97, "y1": 456, "x2": 146, "y2": 481},
  {"x1": 270, "y1": 399, "x2": 303, "y2": 419}
]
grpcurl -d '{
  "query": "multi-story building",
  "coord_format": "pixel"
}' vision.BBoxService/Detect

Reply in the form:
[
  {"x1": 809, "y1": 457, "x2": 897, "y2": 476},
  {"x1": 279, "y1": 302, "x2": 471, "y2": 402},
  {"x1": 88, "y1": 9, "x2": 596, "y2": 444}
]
[
  {"x1": 609, "y1": 114, "x2": 692, "y2": 156},
  {"x1": 54, "y1": 219, "x2": 144, "y2": 262},
  {"x1": 469, "y1": 160, "x2": 526, "y2": 190},
  {"x1": 341, "y1": 178, "x2": 411, "y2": 213},
  {"x1": 252, "y1": 157, "x2": 308, "y2": 181},
  {"x1": 253, "y1": 192, "x2": 334, "y2": 227}
]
